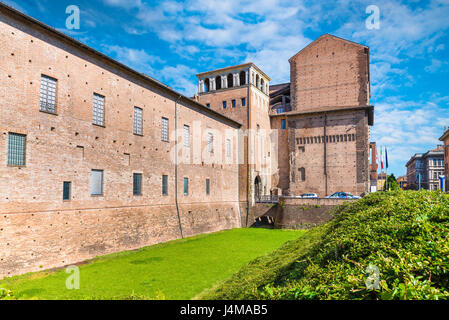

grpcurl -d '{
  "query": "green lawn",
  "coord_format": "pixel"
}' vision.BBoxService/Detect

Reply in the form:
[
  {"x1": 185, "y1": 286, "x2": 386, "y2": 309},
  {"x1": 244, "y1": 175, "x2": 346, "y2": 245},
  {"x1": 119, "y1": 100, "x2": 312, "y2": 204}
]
[{"x1": 0, "y1": 228, "x2": 303, "y2": 300}]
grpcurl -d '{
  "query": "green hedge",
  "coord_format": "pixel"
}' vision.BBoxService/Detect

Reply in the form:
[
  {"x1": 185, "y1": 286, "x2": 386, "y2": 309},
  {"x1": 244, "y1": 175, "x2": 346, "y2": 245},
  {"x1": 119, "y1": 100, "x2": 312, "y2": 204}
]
[{"x1": 201, "y1": 191, "x2": 449, "y2": 300}]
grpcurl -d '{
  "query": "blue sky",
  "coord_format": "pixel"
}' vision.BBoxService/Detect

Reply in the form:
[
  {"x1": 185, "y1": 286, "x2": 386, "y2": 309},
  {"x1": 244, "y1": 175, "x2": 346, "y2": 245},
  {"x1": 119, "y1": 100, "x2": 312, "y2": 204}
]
[{"x1": 4, "y1": 0, "x2": 449, "y2": 176}]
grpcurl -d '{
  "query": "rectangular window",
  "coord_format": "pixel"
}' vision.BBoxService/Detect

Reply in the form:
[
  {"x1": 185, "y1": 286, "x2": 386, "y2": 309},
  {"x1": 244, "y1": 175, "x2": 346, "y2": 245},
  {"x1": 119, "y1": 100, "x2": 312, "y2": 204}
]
[
  {"x1": 162, "y1": 175, "x2": 168, "y2": 195},
  {"x1": 133, "y1": 173, "x2": 142, "y2": 196},
  {"x1": 7, "y1": 133, "x2": 26, "y2": 166},
  {"x1": 206, "y1": 179, "x2": 210, "y2": 195},
  {"x1": 281, "y1": 119, "x2": 286, "y2": 130},
  {"x1": 91, "y1": 170, "x2": 104, "y2": 196},
  {"x1": 232, "y1": 100, "x2": 236, "y2": 108},
  {"x1": 93, "y1": 93, "x2": 105, "y2": 126},
  {"x1": 40, "y1": 75, "x2": 57, "y2": 114},
  {"x1": 161, "y1": 117, "x2": 169, "y2": 142},
  {"x1": 208, "y1": 132, "x2": 214, "y2": 153},
  {"x1": 184, "y1": 125, "x2": 190, "y2": 148},
  {"x1": 184, "y1": 178, "x2": 189, "y2": 195},
  {"x1": 134, "y1": 107, "x2": 143, "y2": 135},
  {"x1": 241, "y1": 98, "x2": 246, "y2": 107},
  {"x1": 63, "y1": 181, "x2": 71, "y2": 201},
  {"x1": 223, "y1": 101, "x2": 227, "y2": 109},
  {"x1": 226, "y1": 139, "x2": 231, "y2": 158}
]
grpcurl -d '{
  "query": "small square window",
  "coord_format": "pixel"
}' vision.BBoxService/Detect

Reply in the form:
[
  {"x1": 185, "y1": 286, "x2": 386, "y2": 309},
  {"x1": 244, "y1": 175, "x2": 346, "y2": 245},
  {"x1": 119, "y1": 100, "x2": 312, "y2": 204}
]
[{"x1": 206, "y1": 103, "x2": 211, "y2": 108}]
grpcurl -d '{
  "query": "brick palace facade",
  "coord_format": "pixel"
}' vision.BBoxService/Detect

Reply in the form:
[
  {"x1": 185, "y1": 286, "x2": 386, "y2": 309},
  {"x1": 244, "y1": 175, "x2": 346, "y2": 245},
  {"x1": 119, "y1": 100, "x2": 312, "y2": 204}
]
[{"x1": 0, "y1": 3, "x2": 374, "y2": 278}]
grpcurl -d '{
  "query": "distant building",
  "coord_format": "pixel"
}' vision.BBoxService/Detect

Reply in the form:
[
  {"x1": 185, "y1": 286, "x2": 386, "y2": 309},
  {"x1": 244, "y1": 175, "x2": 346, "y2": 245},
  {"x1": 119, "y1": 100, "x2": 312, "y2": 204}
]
[
  {"x1": 406, "y1": 146, "x2": 444, "y2": 190},
  {"x1": 377, "y1": 172, "x2": 387, "y2": 191},
  {"x1": 439, "y1": 129, "x2": 449, "y2": 191},
  {"x1": 397, "y1": 176, "x2": 407, "y2": 190}
]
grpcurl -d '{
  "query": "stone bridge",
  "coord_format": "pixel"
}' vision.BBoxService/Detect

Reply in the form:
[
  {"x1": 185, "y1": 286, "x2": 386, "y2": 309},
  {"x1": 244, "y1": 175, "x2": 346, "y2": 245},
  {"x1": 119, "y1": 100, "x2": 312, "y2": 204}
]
[{"x1": 250, "y1": 196, "x2": 356, "y2": 229}]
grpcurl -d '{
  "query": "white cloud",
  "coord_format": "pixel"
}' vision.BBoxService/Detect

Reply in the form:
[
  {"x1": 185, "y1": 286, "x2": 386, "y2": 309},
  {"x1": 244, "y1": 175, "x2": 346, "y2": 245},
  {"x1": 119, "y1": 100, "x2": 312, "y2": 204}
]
[{"x1": 103, "y1": 45, "x2": 164, "y2": 75}]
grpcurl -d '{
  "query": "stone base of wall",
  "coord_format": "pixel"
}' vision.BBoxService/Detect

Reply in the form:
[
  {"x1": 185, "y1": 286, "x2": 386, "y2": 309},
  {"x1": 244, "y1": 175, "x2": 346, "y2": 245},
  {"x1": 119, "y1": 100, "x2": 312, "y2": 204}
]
[
  {"x1": 274, "y1": 197, "x2": 354, "y2": 229},
  {"x1": 0, "y1": 202, "x2": 241, "y2": 279}
]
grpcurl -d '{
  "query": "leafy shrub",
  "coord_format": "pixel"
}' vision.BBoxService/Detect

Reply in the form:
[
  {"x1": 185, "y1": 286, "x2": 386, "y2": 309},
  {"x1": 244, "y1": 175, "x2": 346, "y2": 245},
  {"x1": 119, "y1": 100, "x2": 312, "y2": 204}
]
[
  {"x1": 0, "y1": 288, "x2": 16, "y2": 300},
  {"x1": 203, "y1": 191, "x2": 449, "y2": 300}
]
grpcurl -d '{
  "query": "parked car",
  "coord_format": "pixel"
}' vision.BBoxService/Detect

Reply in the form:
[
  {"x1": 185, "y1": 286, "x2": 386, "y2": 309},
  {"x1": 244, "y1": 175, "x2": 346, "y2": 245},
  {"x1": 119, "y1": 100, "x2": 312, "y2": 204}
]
[
  {"x1": 326, "y1": 192, "x2": 361, "y2": 199},
  {"x1": 300, "y1": 193, "x2": 319, "y2": 198}
]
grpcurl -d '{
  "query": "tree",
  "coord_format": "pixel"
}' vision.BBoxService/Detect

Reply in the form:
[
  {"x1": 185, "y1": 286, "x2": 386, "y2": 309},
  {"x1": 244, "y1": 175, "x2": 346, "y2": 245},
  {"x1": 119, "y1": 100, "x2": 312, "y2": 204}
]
[{"x1": 384, "y1": 174, "x2": 400, "y2": 191}]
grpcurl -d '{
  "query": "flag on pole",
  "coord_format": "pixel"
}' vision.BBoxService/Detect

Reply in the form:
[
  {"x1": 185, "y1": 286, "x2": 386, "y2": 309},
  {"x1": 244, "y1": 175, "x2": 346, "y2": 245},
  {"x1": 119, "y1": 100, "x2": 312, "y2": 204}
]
[
  {"x1": 385, "y1": 147, "x2": 389, "y2": 169},
  {"x1": 376, "y1": 148, "x2": 379, "y2": 170},
  {"x1": 380, "y1": 147, "x2": 384, "y2": 170}
]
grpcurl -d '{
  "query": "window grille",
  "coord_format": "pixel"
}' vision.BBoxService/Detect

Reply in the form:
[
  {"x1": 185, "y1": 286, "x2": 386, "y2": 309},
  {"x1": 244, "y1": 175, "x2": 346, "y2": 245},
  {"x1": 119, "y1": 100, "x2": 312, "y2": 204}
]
[
  {"x1": 184, "y1": 125, "x2": 190, "y2": 148},
  {"x1": 93, "y1": 93, "x2": 105, "y2": 126},
  {"x1": 162, "y1": 118, "x2": 169, "y2": 142},
  {"x1": 7, "y1": 133, "x2": 26, "y2": 166},
  {"x1": 208, "y1": 133, "x2": 214, "y2": 153},
  {"x1": 134, "y1": 107, "x2": 143, "y2": 135},
  {"x1": 40, "y1": 75, "x2": 57, "y2": 113}
]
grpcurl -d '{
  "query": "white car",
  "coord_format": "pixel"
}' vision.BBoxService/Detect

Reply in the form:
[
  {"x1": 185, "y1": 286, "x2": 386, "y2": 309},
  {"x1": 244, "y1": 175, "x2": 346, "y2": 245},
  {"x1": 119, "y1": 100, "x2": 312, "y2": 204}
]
[{"x1": 301, "y1": 193, "x2": 319, "y2": 198}]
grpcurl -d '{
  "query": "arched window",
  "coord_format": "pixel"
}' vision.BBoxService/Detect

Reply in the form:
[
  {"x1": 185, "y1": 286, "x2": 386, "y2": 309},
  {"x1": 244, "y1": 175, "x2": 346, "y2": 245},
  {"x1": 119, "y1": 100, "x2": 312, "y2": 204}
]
[
  {"x1": 298, "y1": 168, "x2": 306, "y2": 181},
  {"x1": 204, "y1": 78, "x2": 210, "y2": 92},
  {"x1": 215, "y1": 76, "x2": 222, "y2": 90},
  {"x1": 239, "y1": 71, "x2": 246, "y2": 86},
  {"x1": 227, "y1": 74, "x2": 234, "y2": 88}
]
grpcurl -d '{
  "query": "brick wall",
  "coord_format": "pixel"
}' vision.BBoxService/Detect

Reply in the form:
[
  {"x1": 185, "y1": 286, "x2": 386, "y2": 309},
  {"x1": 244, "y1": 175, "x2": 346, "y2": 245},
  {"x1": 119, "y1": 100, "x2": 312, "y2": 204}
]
[{"x1": 0, "y1": 8, "x2": 241, "y2": 278}]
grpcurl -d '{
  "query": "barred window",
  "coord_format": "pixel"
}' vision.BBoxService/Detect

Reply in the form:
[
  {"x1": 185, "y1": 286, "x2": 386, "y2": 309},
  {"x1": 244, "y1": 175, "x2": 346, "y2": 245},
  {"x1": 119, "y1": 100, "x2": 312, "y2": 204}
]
[
  {"x1": 184, "y1": 125, "x2": 190, "y2": 148},
  {"x1": 93, "y1": 93, "x2": 105, "y2": 126},
  {"x1": 7, "y1": 133, "x2": 26, "y2": 166},
  {"x1": 133, "y1": 173, "x2": 142, "y2": 196},
  {"x1": 162, "y1": 175, "x2": 168, "y2": 195},
  {"x1": 161, "y1": 117, "x2": 169, "y2": 142},
  {"x1": 208, "y1": 132, "x2": 214, "y2": 153},
  {"x1": 226, "y1": 139, "x2": 231, "y2": 157},
  {"x1": 134, "y1": 107, "x2": 143, "y2": 135},
  {"x1": 40, "y1": 75, "x2": 57, "y2": 114}
]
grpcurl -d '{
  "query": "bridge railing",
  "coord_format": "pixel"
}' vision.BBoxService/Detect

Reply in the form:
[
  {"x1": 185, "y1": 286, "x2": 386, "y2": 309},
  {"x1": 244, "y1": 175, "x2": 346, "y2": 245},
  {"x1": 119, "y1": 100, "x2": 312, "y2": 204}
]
[{"x1": 255, "y1": 195, "x2": 279, "y2": 204}]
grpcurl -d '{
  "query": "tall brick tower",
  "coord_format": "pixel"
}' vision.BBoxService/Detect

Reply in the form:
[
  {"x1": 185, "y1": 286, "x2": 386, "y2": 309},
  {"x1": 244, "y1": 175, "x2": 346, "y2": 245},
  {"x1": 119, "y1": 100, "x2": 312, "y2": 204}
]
[
  {"x1": 271, "y1": 34, "x2": 374, "y2": 197},
  {"x1": 196, "y1": 63, "x2": 274, "y2": 221}
]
